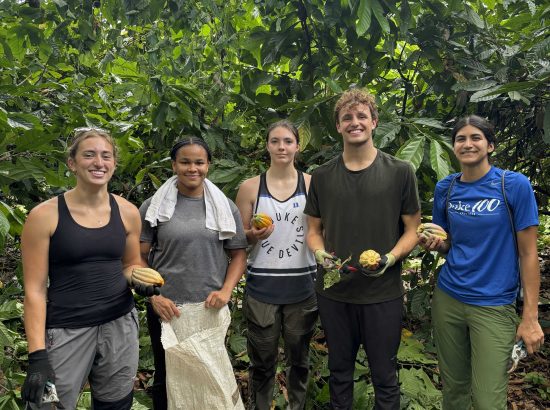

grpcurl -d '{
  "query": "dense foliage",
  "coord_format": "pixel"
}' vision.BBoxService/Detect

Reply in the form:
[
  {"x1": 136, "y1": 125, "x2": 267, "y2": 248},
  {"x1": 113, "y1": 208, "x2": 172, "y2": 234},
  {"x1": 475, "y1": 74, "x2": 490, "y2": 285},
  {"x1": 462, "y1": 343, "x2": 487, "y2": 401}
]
[{"x1": 0, "y1": 0, "x2": 549, "y2": 408}]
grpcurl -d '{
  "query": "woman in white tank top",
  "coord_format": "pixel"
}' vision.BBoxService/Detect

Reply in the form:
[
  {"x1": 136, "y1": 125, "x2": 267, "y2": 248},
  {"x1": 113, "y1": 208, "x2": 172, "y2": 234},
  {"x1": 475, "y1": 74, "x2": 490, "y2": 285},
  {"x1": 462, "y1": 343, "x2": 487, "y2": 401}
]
[{"x1": 236, "y1": 120, "x2": 318, "y2": 410}]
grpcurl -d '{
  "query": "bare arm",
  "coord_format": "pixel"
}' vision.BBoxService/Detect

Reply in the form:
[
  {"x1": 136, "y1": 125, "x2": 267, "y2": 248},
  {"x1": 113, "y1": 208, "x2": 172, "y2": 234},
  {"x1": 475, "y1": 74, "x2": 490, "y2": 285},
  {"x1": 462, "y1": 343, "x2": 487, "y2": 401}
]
[
  {"x1": 390, "y1": 211, "x2": 421, "y2": 260},
  {"x1": 515, "y1": 226, "x2": 544, "y2": 353},
  {"x1": 139, "y1": 240, "x2": 180, "y2": 321},
  {"x1": 117, "y1": 197, "x2": 144, "y2": 282},
  {"x1": 306, "y1": 215, "x2": 325, "y2": 253},
  {"x1": 205, "y1": 248, "x2": 247, "y2": 308},
  {"x1": 235, "y1": 177, "x2": 274, "y2": 245},
  {"x1": 21, "y1": 202, "x2": 55, "y2": 353}
]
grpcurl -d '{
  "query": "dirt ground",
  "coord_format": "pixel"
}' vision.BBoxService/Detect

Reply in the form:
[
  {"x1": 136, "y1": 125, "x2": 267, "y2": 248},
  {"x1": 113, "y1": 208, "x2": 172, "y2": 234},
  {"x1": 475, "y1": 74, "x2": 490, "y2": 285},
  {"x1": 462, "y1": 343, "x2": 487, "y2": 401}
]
[{"x1": 2, "y1": 243, "x2": 549, "y2": 409}]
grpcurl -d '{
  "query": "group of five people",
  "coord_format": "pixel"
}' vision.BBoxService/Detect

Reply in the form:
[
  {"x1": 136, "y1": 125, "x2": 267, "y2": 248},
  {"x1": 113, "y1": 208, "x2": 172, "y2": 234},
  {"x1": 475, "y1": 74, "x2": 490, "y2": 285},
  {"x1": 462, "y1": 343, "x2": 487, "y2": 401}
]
[{"x1": 21, "y1": 88, "x2": 543, "y2": 409}]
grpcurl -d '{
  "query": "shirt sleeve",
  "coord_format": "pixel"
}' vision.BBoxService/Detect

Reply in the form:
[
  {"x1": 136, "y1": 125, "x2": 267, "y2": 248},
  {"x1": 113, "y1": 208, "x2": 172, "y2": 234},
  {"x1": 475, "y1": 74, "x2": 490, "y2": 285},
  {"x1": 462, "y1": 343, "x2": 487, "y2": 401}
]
[
  {"x1": 507, "y1": 172, "x2": 539, "y2": 231},
  {"x1": 400, "y1": 162, "x2": 420, "y2": 215},
  {"x1": 432, "y1": 177, "x2": 451, "y2": 231},
  {"x1": 138, "y1": 198, "x2": 154, "y2": 243},
  {"x1": 304, "y1": 171, "x2": 320, "y2": 217},
  {"x1": 224, "y1": 199, "x2": 248, "y2": 249}
]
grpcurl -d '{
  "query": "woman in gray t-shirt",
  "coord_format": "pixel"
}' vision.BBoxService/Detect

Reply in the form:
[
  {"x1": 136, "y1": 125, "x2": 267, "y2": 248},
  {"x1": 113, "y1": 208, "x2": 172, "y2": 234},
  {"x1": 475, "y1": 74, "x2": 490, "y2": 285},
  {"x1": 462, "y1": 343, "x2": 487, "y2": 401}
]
[{"x1": 139, "y1": 137, "x2": 247, "y2": 409}]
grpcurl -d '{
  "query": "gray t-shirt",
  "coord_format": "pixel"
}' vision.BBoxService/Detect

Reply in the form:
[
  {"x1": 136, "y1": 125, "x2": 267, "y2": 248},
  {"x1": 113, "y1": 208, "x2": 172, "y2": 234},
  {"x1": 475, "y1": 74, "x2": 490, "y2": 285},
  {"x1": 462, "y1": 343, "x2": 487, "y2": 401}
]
[{"x1": 139, "y1": 193, "x2": 247, "y2": 304}]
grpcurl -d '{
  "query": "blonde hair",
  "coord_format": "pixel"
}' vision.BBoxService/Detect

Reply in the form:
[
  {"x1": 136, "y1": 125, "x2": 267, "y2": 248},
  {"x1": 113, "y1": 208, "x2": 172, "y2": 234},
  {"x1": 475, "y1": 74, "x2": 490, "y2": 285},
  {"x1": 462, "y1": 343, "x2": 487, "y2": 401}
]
[
  {"x1": 334, "y1": 88, "x2": 378, "y2": 123},
  {"x1": 68, "y1": 128, "x2": 117, "y2": 160}
]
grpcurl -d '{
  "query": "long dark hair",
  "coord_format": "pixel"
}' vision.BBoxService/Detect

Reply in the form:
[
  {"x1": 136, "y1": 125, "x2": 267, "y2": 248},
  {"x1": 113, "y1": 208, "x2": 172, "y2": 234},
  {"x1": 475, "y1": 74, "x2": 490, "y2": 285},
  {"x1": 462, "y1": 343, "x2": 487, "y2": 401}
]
[
  {"x1": 169, "y1": 136, "x2": 212, "y2": 162},
  {"x1": 451, "y1": 115, "x2": 496, "y2": 146}
]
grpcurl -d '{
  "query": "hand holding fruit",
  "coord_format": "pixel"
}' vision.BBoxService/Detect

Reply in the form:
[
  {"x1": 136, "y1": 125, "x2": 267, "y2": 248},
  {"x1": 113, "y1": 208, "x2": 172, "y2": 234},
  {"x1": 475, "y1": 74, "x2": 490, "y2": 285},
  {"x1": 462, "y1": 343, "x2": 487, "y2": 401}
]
[
  {"x1": 130, "y1": 267, "x2": 164, "y2": 297},
  {"x1": 359, "y1": 249, "x2": 396, "y2": 277},
  {"x1": 417, "y1": 223, "x2": 448, "y2": 252},
  {"x1": 250, "y1": 213, "x2": 275, "y2": 241}
]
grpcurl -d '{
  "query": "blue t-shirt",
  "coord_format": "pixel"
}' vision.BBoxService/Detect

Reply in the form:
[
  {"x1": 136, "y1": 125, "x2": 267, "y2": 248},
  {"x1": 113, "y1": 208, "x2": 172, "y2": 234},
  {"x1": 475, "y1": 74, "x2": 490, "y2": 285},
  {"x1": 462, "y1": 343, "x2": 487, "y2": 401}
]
[{"x1": 433, "y1": 167, "x2": 538, "y2": 306}]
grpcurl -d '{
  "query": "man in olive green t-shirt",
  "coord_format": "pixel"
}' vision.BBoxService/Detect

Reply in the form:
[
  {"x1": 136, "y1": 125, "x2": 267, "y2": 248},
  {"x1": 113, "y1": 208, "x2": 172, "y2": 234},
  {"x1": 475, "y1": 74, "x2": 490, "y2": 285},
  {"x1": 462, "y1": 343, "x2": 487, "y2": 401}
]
[{"x1": 304, "y1": 88, "x2": 420, "y2": 409}]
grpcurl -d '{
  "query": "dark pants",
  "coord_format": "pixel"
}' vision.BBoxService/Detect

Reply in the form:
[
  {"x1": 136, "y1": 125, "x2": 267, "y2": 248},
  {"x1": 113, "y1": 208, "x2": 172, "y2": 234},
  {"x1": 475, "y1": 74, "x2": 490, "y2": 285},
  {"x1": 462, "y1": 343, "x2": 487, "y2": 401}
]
[
  {"x1": 244, "y1": 294, "x2": 318, "y2": 410},
  {"x1": 317, "y1": 294, "x2": 403, "y2": 410},
  {"x1": 146, "y1": 303, "x2": 167, "y2": 410}
]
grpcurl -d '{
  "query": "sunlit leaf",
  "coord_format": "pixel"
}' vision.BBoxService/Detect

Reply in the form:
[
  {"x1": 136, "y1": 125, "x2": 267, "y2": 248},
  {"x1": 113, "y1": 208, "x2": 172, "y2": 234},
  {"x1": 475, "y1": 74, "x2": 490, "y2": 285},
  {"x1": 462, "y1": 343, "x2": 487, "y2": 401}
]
[
  {"x1": 356, "y1": 0, "x2": 372, "y2": 36},
  {"x1": 396, "y1": 135, "x2": 425, "y2": 170},
  {"x1": 429, "y1": 140, "x2": 451, "y2": 181}
]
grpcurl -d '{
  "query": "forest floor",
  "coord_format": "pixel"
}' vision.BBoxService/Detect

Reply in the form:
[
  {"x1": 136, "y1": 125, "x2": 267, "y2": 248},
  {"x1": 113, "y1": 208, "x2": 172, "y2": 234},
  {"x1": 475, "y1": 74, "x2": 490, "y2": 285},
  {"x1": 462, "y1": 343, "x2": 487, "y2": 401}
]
[{"x1": 1, "y1": 245, "x2": 549, "y2": 409}]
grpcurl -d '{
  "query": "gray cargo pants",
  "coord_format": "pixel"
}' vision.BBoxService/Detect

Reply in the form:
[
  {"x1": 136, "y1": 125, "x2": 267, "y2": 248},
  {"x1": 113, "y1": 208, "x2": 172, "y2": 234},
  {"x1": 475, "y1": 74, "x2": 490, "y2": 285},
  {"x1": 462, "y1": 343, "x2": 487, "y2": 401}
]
[{"x1": 244, "y1": 294, "x2": 318, "y2": 410}]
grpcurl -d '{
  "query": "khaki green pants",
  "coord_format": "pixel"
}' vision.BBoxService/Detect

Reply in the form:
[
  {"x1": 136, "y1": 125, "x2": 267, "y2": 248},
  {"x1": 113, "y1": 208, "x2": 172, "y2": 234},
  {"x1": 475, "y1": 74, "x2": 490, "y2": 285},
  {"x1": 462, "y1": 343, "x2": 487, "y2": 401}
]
[{"x1": 432, "y1": 287, "x2": 518, "y2": 410}]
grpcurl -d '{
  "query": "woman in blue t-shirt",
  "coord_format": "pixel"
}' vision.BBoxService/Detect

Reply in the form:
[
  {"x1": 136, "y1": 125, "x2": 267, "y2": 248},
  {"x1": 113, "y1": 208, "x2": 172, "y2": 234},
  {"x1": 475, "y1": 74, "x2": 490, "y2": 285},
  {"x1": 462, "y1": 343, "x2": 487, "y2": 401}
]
[{"x1": 418, "y1": 115, "x2": 544, "y2": 409}]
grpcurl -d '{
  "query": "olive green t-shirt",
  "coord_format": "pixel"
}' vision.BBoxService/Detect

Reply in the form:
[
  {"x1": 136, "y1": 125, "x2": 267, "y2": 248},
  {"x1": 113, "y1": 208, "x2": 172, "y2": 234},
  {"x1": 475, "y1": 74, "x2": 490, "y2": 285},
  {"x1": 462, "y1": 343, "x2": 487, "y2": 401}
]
[{"x1": 304, "y1": 151, "x2": 420, "y2": 304}]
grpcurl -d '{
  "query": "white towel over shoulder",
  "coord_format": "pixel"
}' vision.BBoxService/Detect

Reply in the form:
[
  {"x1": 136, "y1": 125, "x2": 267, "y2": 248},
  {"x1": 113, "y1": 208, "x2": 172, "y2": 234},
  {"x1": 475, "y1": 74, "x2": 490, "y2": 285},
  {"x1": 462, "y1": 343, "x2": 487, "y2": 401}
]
[{"x1": 144, "y1": 176, "x2": 236, "y2": 240}]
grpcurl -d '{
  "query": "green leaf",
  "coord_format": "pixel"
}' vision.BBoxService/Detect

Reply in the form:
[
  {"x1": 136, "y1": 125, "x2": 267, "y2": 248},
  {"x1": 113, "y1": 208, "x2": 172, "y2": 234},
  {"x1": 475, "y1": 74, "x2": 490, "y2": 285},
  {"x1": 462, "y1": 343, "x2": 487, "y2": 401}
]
[
  {"x1": 399, "y1": 0, "x2": 412, "y2": 35},
  {"x1": 356, "y1": 0, "x2": 372, "y2": 36},
  {"x1": 370, "y1": 0, "x2": 390, "y2": 33},
  {"x1": 429, "y1": 140, "x2": 451, "y2": 181},
  {"x1": 0, "y1": 211, "x2": 9, "y2": 242},
  {"x1": 152, "y1": 101, "x2": 168, "y2": 128},
  {"x1": 399, "y1": 368, "x2": 442, "y2": 406},
  {"x1": 352, "y1": 380, "x2": 375, "y2": 409},
  {"x1": 412, "y1": 118, "x2": 446, "y2": 130},
  {"x1": 298, "y1": 120, "x2": 312, "y2": 150},
  {"x1": 208, "y1": 165, "x2": 245, "y2": 184},
  {"x1": 7, "y1": 117, "x2": 32, "y2": 130},
  {"x1": 543, "y1": 102, "x2": 550, "y2": 144},
  {"x1": 470, "y1": 86, "x2": 502, "y2": 102},
  {"x1": 396, "y1": 135, "x2": 425, "y2": 170},
  {"x1": 374, "y1": 122, "x2": 400, "y2": 149},
  {"x1": 461, "y1": 4, "x2": 485, "y2": 29},
  {"x1": 398, "y1": 333, "x2": 437, "y2": 364},
  {"x1": 451, "y1": 79, "x2": 498, "y2": 92},
  {"x1": 135, "y1": 168, "x2": 147, "y2": 185},
  {"x1": 0, "y1": 394, "x2": 21, "y2": 410},
  {"x1": 486, "y1": 81, "x2": 540, "y2": 95},
  {"x1": 227, "y1": 333, "x2": 247, "y2": 355},
  {"x1": 0, "y1": 300, "x2": 23, "y2": 321},
  {"x1": 148, "y1": 173, "x2": 162, "y2": 189},
  {"x1": 508, "y1": 91, "x2": 522, "y2": 101},
  {"x1": 325, "y1": 78, "x2": 343, "y2": 93}
]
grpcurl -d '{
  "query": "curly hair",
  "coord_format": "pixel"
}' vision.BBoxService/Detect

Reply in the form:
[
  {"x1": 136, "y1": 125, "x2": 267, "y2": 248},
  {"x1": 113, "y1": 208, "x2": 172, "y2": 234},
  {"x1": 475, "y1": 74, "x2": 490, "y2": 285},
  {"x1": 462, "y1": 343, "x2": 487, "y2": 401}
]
[{"x1": 334, "y1": 88, "x2": 378, "y2": 124}]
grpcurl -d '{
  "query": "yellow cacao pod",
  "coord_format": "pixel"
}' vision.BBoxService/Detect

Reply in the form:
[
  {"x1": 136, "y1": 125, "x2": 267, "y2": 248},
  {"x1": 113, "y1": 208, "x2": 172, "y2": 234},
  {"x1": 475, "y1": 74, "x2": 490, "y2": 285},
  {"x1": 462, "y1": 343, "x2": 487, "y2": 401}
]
[
  {"x1": 252, "y1": 213, "x2": 273, "y2": 229},
  {"x1": 359, "y1": 249, "x2": 381, "y2": 270},
  {"x1": 132, "y1": 267, "x2": 165, "y2": 286},
  {"x1": 417, "y1": 223, "x2": 447, "y2": 240}
]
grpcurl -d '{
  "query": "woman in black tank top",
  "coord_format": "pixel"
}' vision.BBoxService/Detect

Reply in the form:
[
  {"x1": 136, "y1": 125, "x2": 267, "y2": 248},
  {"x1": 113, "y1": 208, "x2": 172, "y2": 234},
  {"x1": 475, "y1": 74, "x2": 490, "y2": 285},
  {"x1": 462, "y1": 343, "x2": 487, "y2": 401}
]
[{"x1": 20, "y1": 128, "x2": 147, "y2": 409}]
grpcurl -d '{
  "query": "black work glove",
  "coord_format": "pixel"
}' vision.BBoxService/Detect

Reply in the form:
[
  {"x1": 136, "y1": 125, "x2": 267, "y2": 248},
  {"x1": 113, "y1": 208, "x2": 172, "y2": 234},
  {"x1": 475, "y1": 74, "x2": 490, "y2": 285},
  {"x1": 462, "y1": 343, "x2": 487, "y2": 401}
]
[
  {"x1": 21, "y1": 349, "x2": 55, "y2": 406},
  {"x1": 133, "y1": 283, "x2": 161, "y2": 297}
]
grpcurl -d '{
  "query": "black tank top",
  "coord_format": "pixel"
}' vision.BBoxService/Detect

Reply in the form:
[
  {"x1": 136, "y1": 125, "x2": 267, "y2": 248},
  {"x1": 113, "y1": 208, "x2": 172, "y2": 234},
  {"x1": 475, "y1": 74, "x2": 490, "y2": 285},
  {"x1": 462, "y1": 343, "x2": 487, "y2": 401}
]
[{"x1": 46, "y1": 194, "x2": 134, "y2": 328}]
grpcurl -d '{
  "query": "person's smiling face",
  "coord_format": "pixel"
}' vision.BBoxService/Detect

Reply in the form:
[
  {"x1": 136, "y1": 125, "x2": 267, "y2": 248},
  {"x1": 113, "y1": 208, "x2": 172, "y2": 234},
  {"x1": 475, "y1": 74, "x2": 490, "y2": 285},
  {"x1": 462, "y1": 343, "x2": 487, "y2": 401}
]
[
  {"x1": 336, "y1": 103, "x2": 378, "y2": 147},
  {"x1": 453, "y1": 124, "x2": 494, "y2": 167},
  {"x1": 68, "y1": 136, "x2": 116, "y2": 186},
  {"x1": 171, "y1": 144, "x2": 210, "y2": 197}
]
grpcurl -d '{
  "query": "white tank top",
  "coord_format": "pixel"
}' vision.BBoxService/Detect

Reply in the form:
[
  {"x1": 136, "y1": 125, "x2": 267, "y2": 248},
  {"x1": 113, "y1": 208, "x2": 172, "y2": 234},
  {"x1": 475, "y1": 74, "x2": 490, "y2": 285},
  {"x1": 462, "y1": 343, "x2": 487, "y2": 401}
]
[{"x1": 246, "y1": 172, "x2": 316, "y2": 304}]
